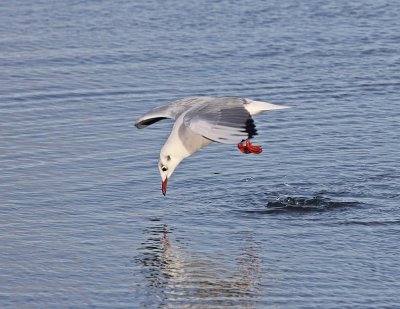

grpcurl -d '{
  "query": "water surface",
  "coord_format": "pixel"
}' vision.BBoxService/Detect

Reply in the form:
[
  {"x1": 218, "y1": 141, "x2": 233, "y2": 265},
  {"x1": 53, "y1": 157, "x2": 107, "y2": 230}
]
[{"x1": 1, "y1": 0, "x2": 400, "y2": 308}]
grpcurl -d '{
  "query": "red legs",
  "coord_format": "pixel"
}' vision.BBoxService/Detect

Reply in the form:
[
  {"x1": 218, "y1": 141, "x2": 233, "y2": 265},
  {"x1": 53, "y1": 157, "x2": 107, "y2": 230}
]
[
  {"x1": 237, "y1": 139, "x2": 263, "y2": 154},
  {"x1": 237, "y1": 140, "x2": 250, "y2": 154}
]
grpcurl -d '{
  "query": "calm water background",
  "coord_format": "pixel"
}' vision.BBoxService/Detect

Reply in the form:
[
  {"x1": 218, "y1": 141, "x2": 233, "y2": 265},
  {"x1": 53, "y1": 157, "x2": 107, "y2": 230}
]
[{"x1": 1, "y1": 0, "x2": 400, "y2": 308}]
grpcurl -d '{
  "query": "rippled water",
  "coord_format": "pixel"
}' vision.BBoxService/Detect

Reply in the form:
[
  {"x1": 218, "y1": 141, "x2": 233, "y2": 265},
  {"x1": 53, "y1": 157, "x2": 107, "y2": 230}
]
[{"x1": 1, "y1": 0, "x2": 400, "y2": 308}]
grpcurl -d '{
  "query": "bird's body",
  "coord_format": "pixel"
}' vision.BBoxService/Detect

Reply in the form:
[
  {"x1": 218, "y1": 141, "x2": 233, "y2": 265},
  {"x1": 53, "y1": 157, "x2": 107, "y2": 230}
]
[{"x1": 135, "y1": 96, "x2": 290, "y2": 195}]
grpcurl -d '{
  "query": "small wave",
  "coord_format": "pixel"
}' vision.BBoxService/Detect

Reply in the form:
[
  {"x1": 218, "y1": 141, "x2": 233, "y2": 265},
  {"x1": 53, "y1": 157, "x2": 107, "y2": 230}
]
[{"x1": 340, "y1": 219, "x2": 400, "y2": 226}]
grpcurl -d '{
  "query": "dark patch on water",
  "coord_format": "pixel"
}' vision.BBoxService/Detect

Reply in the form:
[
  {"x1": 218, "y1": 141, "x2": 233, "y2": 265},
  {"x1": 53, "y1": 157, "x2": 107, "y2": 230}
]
[
  {"x1": 266, "y1": 195, "x2": 359, "y2": 210},
  {"x1": 239, "y1": 194, "x2": 359, "y2": 215}
]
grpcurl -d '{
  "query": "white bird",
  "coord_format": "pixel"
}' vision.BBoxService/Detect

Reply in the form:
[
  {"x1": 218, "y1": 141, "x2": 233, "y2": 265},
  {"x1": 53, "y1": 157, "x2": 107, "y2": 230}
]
[{"x1": 135, "y1": 96, "x2": 290, "y2": 195}]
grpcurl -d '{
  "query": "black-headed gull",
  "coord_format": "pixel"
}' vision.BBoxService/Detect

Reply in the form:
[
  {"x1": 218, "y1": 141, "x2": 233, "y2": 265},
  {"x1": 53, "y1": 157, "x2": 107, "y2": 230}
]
[{"x1": 135, "y1": 97, "x2": 290, "y2": 195}]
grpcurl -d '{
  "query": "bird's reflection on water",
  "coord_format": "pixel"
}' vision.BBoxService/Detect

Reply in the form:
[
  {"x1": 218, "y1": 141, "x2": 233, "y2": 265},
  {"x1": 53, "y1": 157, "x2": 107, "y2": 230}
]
[{"x1": 137, "y1": 220, "x2": 262, "y2": 308}]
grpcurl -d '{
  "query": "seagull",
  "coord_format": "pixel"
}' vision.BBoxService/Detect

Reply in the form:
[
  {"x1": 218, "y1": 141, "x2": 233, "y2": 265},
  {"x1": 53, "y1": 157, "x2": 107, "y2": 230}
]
[{"x1": 135, "y1": 96, "x2": 290, "y2": 195}]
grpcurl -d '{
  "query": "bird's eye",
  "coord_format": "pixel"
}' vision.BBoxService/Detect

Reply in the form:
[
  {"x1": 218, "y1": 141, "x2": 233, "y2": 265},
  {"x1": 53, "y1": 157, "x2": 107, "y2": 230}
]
[{"x1": 161, "y1": 165, "x2": 168, "y2": 172}]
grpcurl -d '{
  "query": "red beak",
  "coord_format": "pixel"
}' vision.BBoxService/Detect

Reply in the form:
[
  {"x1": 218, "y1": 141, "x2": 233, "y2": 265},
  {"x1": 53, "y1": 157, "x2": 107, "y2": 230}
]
[{"x1": 162, "y1": 177, "x2": 168, "y2": 196}]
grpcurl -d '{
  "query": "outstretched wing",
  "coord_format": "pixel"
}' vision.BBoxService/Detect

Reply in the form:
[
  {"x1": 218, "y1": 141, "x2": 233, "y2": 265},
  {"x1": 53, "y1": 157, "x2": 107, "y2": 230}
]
[
  {"x1": 183, "y1": 97, "x2": 257, "y2": 144},
  {"x1": 134, "y1": 97, "x2": 216, "y2": 129},
  {"x1": 135, "y1": 104, "x2": 174, "y2": 129}
]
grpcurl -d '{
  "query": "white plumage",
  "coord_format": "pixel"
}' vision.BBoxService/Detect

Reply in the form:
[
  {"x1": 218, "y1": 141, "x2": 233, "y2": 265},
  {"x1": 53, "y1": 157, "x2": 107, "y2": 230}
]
[{"x1": 135, "y1": 96, "x2": 290, "y2": 195}]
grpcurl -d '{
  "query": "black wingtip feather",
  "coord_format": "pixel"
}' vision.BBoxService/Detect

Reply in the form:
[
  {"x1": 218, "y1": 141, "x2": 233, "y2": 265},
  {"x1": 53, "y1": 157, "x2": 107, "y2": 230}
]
[
  {"x1": 135, "y1": 117, "x2": 168, "y2": 129},
  {"x1": 245, "y1": 118, "x2": 258, "y2": 138}
]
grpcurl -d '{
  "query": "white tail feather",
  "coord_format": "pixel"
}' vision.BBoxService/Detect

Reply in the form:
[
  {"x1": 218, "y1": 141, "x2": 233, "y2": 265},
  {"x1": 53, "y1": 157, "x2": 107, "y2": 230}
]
[{"x1": 245, "y1": 99, "x2": 291, "y2": 116}]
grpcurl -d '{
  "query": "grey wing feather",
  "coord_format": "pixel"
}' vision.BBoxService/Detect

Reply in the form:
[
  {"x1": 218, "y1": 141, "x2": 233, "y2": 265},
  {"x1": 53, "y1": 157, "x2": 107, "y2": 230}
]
[
  {"x1": 135, "y1": 104, "x2": 174, "y2": 128},
  {"x1": 183, "y1": 97, "x2": 257, "y2": 144},
  {"x1": 135, "y1": 97, "x2": 216, "y2": 129}
]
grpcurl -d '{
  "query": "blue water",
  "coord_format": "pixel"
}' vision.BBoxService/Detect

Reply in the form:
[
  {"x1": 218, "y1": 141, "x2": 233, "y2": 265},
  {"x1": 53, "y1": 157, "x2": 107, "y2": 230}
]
[{"x1": 1, "y1": 0, "x2": 400, "y2": 308}]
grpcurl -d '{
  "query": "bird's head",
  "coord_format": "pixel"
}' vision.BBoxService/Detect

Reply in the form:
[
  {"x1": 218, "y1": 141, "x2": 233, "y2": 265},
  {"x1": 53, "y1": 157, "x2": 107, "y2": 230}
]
[{"x1": 158, "y1": 153, "x2": 182, "y2": 196}]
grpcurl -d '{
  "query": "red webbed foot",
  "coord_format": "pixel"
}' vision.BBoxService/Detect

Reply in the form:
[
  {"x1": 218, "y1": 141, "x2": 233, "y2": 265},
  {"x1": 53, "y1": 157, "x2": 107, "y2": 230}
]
[{"x1": 237, "y1": 139, "x2": 263, "y2": 154}]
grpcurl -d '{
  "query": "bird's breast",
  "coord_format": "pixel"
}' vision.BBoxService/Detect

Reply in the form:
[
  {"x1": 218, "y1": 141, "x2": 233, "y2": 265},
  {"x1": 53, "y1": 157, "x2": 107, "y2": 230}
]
[{"x1": 178, "y1": 124, "x2": 212, "y2": 156}]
